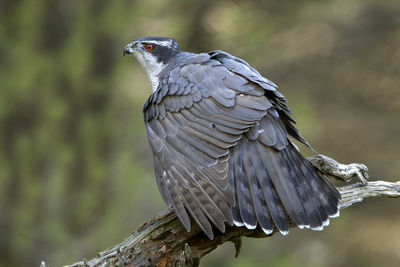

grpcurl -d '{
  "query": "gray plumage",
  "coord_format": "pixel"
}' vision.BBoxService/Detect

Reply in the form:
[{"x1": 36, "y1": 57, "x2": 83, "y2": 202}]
[{"x1": 124, "y1": 37, "x2": 341, "y2": 239}]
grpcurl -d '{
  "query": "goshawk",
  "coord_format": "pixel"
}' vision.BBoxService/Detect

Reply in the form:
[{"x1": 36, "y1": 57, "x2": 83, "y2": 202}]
[{"x1": 123, "y1": 36, "x2": 340, "y2": 239}]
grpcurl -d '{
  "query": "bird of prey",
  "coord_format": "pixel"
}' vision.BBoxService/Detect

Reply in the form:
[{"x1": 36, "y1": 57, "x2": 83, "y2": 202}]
[{"x1": 123, "y1": 36, "x2": 340, "y2": 239}]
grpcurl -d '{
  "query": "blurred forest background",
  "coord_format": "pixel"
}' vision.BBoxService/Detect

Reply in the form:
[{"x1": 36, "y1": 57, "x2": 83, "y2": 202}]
[{"x1": 1, "y1": 0, "x2": 399, "y2": 266}]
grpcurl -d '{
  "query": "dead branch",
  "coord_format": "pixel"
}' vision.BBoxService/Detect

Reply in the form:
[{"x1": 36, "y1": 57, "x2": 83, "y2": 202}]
[{"x1": 54, "y1": 155, "x2": 399, "y2": 267}]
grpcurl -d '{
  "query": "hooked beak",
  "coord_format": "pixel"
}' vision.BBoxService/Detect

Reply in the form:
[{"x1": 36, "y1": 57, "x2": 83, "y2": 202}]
[{"x1": 123, "y1": 41, "x2": 139, "y2": 56}]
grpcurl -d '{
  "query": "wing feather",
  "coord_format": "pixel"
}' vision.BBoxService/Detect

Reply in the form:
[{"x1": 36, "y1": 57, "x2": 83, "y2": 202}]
[
  {"x1": 143, "y1": 51, "x2": 340, "y2": 239},
  {"x1": 178, "y1": 186, "x2": 214, "y2": 239},
  {"x1": 165, "y1": 174, "x2": 191, "y2": 231}
]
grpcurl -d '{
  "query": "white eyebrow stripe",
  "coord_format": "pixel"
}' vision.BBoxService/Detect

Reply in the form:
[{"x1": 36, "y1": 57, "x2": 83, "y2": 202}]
[{"x1": 141, "y1": 40, "x2": 172, "y2": 46}]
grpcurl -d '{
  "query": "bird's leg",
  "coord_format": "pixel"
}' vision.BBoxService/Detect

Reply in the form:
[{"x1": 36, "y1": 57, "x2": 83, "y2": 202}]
[
  {"x1": 307, "y1": 154, "x2": 369, "y2": 185},
  {"x1": 175, "y1": 243, "x2": 198, "y2": 267}
]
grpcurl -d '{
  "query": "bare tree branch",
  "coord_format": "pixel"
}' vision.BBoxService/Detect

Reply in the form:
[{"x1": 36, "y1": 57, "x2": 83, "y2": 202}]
[{"x1": 54, "y1": 156, "x2": 400, "y2": 267}]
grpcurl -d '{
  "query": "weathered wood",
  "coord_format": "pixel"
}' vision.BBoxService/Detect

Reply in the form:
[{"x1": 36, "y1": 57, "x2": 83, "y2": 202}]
[{"x1": 56, "y1": 155, "x2": 400, "y2": 267}]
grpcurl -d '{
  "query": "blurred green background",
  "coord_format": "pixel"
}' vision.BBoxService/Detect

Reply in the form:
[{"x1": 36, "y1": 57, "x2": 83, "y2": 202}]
[{"x1": 1, "y1": 0, "x2": 399, "y2": 266}]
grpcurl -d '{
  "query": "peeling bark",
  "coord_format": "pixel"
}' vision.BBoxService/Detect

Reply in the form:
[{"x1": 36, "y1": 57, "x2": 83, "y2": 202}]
[{"x1": 47, "y1": 155, "x2": 399, "y2": 267}]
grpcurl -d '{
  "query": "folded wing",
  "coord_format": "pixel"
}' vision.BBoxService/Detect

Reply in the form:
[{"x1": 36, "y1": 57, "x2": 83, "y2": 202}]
[{"x1": 144, "y1": 52, "x2": 340, "y2": 239}]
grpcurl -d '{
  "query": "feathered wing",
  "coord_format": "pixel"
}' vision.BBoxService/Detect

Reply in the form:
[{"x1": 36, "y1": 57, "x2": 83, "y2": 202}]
[{"x1": 143, "y1": 52, "x2": 340, "y2": 239}]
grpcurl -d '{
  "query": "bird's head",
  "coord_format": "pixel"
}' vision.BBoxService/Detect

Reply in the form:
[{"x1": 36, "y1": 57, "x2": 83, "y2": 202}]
[{"x1": 124, "y1": 36, "x2": 179, "y2": 91}]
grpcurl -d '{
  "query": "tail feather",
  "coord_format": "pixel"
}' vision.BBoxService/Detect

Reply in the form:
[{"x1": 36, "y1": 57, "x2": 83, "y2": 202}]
[
  {"x1": 229, "y1": 154, "x2": 244, "y2": 226},
  {"x1": 232, "y1": 143, "x2": 257, "y2": 229},
  {"x1": 283, "y1": 147, "x2": 326, "y2": 228},
  {"x1": 231, "y1": 137, "x2": 340, "y2": 234},
  {"x1": 280, "y1": 149, "x2": 315, "y2": 227},
  {"x1": 296, "y1": 149, "x2": 340, "y2": 217},
  {"x1": 258, "y1": 144, "x2": 309, "y2": 227},
  {"x1": 240, "y1": 139, "x2": 289, "y2": 234},
  {"x1": 242, "y1": 139, "x2": 274, "y2": 234}
]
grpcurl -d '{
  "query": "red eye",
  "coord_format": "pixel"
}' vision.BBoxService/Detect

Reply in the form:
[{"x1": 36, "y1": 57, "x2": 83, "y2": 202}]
[{"x1": 145, "y1": 44, "x2": 154, "y2": 51}]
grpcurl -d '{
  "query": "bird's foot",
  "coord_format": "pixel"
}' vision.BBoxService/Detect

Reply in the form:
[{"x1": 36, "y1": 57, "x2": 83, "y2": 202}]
[
  {"x1": 308, "y1": 154, "x2": 369, "y2": 185},
  {"x1": 174, "y1": 243, "x2": 198, "y2": 267}
]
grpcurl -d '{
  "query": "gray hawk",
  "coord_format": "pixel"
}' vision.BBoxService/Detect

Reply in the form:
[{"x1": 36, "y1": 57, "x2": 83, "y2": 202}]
[{"x1": 123, "y1": 36, "x2": 340, "y2": 239}]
